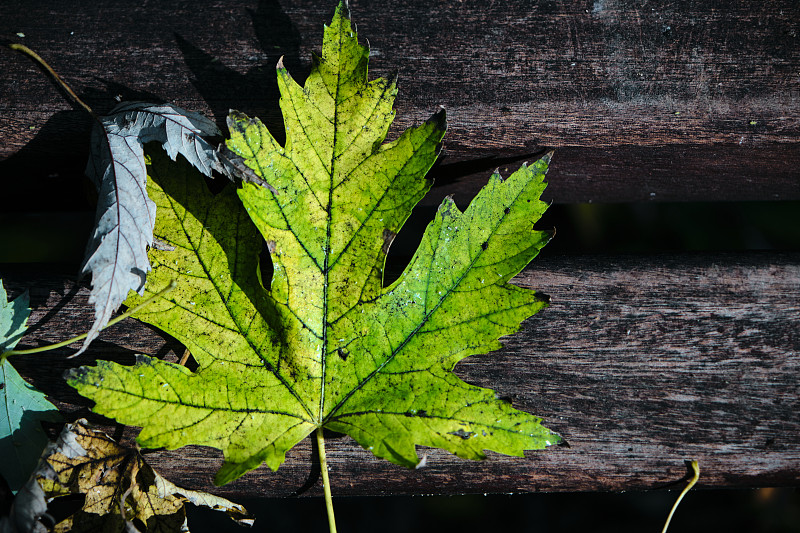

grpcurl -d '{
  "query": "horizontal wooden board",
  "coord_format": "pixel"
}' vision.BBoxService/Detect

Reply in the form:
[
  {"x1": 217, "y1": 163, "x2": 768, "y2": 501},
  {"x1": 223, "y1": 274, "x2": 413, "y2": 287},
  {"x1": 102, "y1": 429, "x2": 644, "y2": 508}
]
[
  {"x1": 1, "y1": 0, "x2": 799, "y2": 205},
  {"x1": 3, "y1": 253, "x2": 799, "y2": 496}
]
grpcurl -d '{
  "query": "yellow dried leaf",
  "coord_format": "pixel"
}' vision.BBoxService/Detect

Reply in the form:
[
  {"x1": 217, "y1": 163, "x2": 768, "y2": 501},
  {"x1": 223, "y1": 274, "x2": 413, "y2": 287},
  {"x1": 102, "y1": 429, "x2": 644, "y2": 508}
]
[{"x1": 30, "y1": 420, "x2": 251, "y2": 533}]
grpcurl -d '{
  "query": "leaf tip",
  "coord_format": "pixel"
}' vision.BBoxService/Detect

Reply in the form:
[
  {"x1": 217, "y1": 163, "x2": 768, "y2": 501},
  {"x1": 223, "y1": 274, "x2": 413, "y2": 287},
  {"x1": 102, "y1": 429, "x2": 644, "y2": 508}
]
[
  {"x1": 547, "y1": 431, "x2": 565, "y2": 447},
  {"x1": 72, "y1": 329, "x2": 102, "y2": 358},
  {"x1": 428, "y1": 106, "x2": 447, "y2": 129},
  {"x1": 337, "y1": 0, "x2": 352, "y2": 20},
  {"x1": 63, "y1": 365, "x2": 89, "y2": 385},
  {"x1": 438, "y1": 195, "x2": 460, "y2": 216},
  {"x1": 226, "y1": 109, "x2": 250, "y2": 128}
]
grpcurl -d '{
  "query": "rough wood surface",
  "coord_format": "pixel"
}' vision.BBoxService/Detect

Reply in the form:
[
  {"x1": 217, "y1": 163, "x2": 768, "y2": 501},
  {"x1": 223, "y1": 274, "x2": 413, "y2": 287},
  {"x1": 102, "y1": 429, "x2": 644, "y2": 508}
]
[
  {"x1": 3, "y1": 253, "x2": 799, "y2": 496},
  {"x1": 1, "y1": 0, "x2": 799, "y2": 207}
]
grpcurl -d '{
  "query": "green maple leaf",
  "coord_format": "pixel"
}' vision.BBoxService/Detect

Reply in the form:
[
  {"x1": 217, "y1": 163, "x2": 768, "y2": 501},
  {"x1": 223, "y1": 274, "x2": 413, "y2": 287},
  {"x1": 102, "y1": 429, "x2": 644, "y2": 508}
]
[{"x1": 67, "y1": 2, "x2": 558, "y2": 486}]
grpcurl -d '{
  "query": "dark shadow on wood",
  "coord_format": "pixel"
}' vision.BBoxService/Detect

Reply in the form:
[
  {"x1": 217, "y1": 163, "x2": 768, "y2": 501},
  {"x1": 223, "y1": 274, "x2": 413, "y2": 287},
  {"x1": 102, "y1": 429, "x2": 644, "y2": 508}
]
[
  {"x1": 24, "y1": 282, "x2": 82, "y2": 339},
  {"x1": 8, "y1": 339, "x2": 139, "y2": 409},
  {"x1": 175, "y1": 0, "x2": 306, "y2": 141},
  {"x1": 288, "y1": 429, "x2": 349, "y2": 497},
  {"x1": 0, "y1": 81, "x2": 165, "y2": 214},
  {"x1": 288, "y1": 433, "x2": 322, "y2": 497},
  {"x1": 428, "y1": 149, "x2": 548, "y2": 190},
  {"x1": 137, "y1": 322, "x2": 189, "y2": 366}
]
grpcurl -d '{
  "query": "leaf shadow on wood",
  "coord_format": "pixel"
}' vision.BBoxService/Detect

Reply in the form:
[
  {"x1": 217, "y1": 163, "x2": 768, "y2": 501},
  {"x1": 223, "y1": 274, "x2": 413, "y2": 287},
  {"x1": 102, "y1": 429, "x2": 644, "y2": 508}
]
[
  {"x1": 0, "y1": 82, "x2": 165, "y2": 214},
  {"x1": 174, "y1": 0, "x2": 307, "y2": 144},
  {"x1": 426, "y1": 151, "x2": 548, "y2": 198},
  {"x1": 8, "y1": 339, "x2": 137, "y2": 412},
  {"x1": 23, "y1": 282, "x2": 82, "y2": 339}
]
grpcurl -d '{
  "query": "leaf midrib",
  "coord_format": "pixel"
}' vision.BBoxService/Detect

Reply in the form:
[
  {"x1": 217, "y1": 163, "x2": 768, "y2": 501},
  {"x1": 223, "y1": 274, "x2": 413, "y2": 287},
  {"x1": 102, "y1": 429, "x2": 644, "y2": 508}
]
[{"x1": 318, "y1": 17, "x2": 347, "y2": 424}]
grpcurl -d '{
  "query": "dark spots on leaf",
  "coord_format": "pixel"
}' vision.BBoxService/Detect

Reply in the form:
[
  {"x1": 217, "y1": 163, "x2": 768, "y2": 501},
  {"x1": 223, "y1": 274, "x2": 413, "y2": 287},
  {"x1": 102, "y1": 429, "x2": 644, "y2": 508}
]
[
  {"x1": 427, "y1": 107, "x2": 447, "y2": 130},
  {"x1": 337, "y1": 348, "x2": 349, "y2": 361},
  {"x1": 449, "y1": 428, "x2": 475, "y2": 440},
  {"x1": 63, "y1": 367, "x2": 89, "y2": 384},
  {"x1": 0, "y1": 382, "x2": 4, "y2": 390},
  {"x1": 135, "y1": 354, "x2": 155, "y2": 366},
  {"x1": 481, "y1": 241, "x2": 488, "y2": 251},
  {"x1": 503, "y1": 207, "x2": 510, "y2": 215}
]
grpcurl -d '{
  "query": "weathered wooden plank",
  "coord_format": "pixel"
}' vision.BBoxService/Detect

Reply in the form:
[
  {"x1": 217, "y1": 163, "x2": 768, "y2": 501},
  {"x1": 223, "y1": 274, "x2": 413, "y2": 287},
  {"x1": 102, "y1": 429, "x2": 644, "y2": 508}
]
[
  {"x1": 3, "y1": 253, "x2": 798, "y2": 496},
  {"x1": 1, "y1": 0, "x2": 798, "y2": 205},
  {"x1": 431, "y1": 145, "x2": 800, "y2": 205}
]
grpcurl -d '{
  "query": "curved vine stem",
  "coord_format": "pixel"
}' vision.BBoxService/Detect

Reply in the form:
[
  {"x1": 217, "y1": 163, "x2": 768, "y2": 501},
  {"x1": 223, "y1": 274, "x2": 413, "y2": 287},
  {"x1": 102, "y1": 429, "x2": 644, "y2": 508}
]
[
  {"x1": 316, "y1": 427, "x2": 338, "y2": 533},
  {"x1": 8, "y1": 43, "x2": 99, "y2": 121},
  {"x1": 661, "y1": 460, "x2": 700, "y2": 533},
  {"x1": 0, "y1": 281, "x2": 176, "y2": 360}
]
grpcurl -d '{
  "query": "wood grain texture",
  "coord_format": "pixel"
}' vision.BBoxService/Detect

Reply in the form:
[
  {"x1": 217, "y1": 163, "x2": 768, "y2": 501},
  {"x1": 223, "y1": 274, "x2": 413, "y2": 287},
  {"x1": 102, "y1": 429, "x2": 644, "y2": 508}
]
[
  {"x1": 1, "y1": 0, "x2": 798, "y2": 205},
  {"x1": 3, "y1": 253, "x2": 798, "y2": 496}
]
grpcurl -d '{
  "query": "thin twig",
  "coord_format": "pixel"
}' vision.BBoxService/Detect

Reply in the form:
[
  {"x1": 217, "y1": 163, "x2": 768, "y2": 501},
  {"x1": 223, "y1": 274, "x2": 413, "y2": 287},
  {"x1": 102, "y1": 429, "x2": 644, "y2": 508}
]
[
  {"x1": 661, "y1": 460, "x2": 700, "y2": 533},
  {"x1": 8, "y1": 43, "x2": 99, "y2": 121}
]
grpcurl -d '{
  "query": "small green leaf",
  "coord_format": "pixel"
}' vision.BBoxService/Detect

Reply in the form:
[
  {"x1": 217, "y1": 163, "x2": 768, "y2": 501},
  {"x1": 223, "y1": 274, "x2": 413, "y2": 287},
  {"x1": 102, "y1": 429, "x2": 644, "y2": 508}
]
[
  {"x1": 0, "y1": 281, "x2": 61, "y2": 493},
  {"x1": 68, "y1": 1, "x2": 558, "y2": 486}
]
